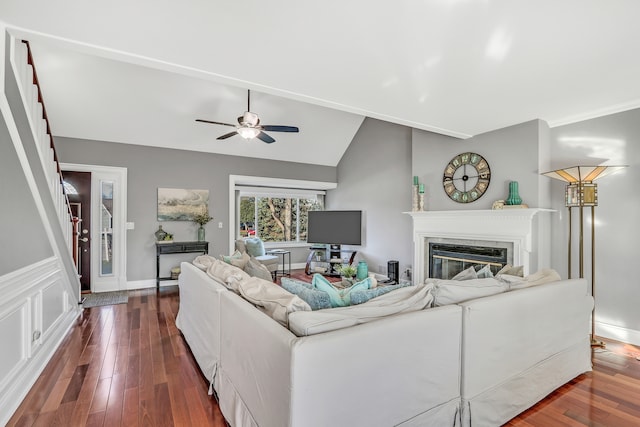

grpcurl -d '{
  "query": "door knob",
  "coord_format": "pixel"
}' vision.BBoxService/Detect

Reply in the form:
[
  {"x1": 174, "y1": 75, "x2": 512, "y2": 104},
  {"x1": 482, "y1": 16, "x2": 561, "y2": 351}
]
[{"x1": 80, "y1": 237, "x2": 89, "y2": 243}]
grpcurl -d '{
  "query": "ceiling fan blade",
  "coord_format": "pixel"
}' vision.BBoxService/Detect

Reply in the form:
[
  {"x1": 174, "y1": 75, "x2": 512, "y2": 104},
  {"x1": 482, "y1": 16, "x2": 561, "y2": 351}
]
[
  {"x1": 196, "y1": 119, "x2": 235, "y2": 127},
  {"x1": 217, "y1": 131, "x2": 239, "y2": 140},
  {"x1": 262, "y1": 125, "x2": 299, "y2": 133},
  {"x1": 256, "y1": 132, "x2": 276, "y2": 144}
]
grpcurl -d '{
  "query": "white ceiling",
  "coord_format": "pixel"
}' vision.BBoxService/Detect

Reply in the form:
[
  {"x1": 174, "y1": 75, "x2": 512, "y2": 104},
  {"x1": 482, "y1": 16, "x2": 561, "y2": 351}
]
[{"x1": 2, "y1": 1, "x2": 640, "y2": 167}]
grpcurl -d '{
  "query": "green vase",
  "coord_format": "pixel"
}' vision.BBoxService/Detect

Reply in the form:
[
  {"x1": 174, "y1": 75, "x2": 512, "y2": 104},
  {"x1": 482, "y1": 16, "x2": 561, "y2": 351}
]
[
  {"x1": 197, "y1": 226, "x2": 205, "y2": 242},
  {"x1": 506, "y1": 181, "x2": 522, "y2": 205}
]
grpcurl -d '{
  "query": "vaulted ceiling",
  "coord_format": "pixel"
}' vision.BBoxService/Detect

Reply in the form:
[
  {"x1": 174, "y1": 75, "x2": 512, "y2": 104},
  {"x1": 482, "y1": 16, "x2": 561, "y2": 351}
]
[{"x1": 2, "y1": 1, "x2": 640, "y2": 166}]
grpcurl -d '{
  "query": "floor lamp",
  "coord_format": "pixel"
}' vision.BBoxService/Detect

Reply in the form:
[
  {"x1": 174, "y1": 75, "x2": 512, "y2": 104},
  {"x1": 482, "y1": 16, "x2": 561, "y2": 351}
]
[{"x1": 542, "y1": 165, "x2": 627, "y2": 348}]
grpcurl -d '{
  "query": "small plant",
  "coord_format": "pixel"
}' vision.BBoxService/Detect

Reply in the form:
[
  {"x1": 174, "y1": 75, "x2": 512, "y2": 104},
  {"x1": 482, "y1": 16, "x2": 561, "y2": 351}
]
[
  {"x1": 335, "y1": 263, "x2": 357, "y2": 278},
  {"x1": 163, "y1": 232, "x2": 173, "y2": 241},
  {"x1": 193, "y1": 211, "x2": 213, "y2": 226}
]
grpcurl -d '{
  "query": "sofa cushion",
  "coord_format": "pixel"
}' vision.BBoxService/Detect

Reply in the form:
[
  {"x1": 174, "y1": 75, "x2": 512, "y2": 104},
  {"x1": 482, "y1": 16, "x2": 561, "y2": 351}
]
[
  {"x1": 312, "y1": 274, "x2": 371, "y2": 307},
  {"x1": 281, "y1": 278, "x2": 332, "y2": 310},
  {"x1": 238, "y1": 276, "x2": 311, "y2": 327},
  {"x1": 288, "y1": 283, "x2": 435, "y2": 336},
  {"x1": 244, "y1": 257, "x2": 274, "y2": 281},
  {"x1": 427, "y1": 277, "x2": 508, "y2": 306},
  {"x1": 206, "y1": 259, "x2": 251, "y2": 292},
  {"x1": 244, "y1": 237, "x2": 266, "y2": 257}
]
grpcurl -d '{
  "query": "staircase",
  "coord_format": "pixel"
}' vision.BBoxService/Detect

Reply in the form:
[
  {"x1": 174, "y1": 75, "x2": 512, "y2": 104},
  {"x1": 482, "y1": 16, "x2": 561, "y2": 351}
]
[{"x1": 12, "y1": 40, "x2": 77, "y2": 264}]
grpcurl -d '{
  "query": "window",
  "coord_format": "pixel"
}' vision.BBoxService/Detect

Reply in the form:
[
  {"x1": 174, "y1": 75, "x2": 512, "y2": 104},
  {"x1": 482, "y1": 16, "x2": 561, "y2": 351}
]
[{"x1": 238, "y1": 189, "x2": 324, "y2": 243}]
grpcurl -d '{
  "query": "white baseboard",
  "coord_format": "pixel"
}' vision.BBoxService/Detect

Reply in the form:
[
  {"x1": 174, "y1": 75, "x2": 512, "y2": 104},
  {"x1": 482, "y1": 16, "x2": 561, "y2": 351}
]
[
  {"x1": 596, "y1": 321, "x2": 640, "y2": 347},
  {"x1": 126, "y1": 279, "x2": 177, "y2": 290}
]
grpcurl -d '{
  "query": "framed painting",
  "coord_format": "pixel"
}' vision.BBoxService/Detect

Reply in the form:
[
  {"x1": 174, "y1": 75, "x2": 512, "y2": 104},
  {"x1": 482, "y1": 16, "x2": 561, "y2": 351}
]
[{"x1": 157, "y1": 188, "x2": 209, "y2": 221}]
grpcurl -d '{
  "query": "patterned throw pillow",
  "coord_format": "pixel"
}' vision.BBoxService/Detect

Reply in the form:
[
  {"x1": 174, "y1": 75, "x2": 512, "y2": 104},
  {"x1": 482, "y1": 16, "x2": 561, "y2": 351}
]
[
  {"x1": 281, "y1": 278, "x2": 332, "y2": 310},
  {"x1": 220, "y1": 250, "x2": 250, "y2": 269},
  {"x1": 475, "y1": 264, "x2": 494, "y2": 279},
  {"x1": 311, "y1": 274, "x2": 371, "y2": 307},
  {"x1": 243, "y1": 237, "x2": 265, "y2": 257}
]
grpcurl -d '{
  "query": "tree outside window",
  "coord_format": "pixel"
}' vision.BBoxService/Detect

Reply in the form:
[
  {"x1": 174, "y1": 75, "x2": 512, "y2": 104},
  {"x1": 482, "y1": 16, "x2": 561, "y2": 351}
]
[{"x1": 238, "y1": 195, "x2": 322, "y2": 242}]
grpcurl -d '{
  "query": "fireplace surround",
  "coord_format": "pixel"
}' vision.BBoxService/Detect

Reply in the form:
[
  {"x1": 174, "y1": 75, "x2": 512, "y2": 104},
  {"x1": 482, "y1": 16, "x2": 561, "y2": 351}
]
[{"x1": 406, "y1": 209, "x2": 553, "y2": 284}]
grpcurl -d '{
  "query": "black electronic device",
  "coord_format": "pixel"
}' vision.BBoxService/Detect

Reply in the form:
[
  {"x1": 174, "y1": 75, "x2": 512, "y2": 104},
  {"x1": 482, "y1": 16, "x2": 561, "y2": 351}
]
[{"x1": 307, "y1": 210, "x2": 362, "y2": 245}]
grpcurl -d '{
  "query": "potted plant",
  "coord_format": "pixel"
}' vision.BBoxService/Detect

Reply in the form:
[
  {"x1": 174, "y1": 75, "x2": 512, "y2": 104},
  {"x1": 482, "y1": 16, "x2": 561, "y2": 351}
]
[
  {"x1": 193, "y1": 211, "x2": 213, "y2": 241},
  {"x1": 335, "y1": 263, "x2": 357, "y2": 282}
]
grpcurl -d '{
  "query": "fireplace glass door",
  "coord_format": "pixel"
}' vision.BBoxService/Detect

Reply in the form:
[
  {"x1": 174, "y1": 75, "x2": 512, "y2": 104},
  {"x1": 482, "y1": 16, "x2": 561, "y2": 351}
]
[{"x1": 429, "y1": 243, "x2": 508, "y2": 279}]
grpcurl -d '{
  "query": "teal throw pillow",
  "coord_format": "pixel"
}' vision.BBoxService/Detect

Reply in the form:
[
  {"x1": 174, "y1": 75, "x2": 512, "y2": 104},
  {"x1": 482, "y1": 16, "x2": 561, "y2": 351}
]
[
  {"x1": 281, "y1": 278, "x2": 332, "y2": 310},
  {"x1": 244, "y1": 237, "x2": 265, "y2": 257},
  {"x1": 311, "y1": 274, "x2": 371, "y2": 307},
  {"x1": 475, "y1": 264, "x2": 494, "y2": 279}
]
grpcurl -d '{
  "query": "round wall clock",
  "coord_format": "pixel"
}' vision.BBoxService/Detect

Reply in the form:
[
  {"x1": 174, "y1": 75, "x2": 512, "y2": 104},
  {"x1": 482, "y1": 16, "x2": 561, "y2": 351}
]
[{"x1": 442, "y1": 152, "x2": 491, "y2": 203}]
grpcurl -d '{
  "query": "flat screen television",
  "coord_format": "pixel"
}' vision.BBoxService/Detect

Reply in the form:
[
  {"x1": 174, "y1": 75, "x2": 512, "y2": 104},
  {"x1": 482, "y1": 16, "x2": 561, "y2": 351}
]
[{"x1": 307, "y1": 210, "x2": 362, "y2": 245}]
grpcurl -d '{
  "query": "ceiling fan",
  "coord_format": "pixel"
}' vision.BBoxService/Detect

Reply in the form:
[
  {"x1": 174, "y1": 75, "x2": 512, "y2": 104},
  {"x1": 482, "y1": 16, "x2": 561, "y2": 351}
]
[{"x1": 196, "y1": 90, "x2": 299, "y2": 144}]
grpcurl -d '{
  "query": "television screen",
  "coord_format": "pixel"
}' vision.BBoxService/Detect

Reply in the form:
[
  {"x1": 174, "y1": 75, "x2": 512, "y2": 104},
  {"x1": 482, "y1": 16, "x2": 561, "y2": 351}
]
[{"x1": 307, "y1": 210, "x2": 362, "y2": 245}]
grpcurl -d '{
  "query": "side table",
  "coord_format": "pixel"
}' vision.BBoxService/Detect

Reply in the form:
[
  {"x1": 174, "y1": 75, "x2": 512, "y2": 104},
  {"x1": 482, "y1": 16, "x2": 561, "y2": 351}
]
[
  {"x1": 266, "y1": 249, "x2": 291, "y2": 279},
  {"x1": 156, "y1": 241, "x2": 208, "y2": 289}
]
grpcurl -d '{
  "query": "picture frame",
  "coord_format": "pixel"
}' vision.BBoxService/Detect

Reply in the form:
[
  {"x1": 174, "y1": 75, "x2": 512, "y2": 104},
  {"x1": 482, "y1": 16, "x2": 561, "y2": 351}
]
[{"x1": 157, "y1": 188, "x2": 209, "y2": 221}]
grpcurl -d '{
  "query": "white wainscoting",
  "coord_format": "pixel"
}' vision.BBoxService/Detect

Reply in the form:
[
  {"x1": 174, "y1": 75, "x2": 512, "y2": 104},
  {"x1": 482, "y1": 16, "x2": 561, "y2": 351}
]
[{"x1": 0, "y1": 257, "x2": 81, "y2": 425}]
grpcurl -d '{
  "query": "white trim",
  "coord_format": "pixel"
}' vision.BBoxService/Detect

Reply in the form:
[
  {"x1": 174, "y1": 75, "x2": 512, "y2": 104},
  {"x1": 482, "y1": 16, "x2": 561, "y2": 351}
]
[
  {"x1": 596, "y1": 321, "x2": 640, "y2": 348},
  {"x1": 60, "y1": 163, "x2": 128, "y2": 292},
  {"x1": 228, "y1": 175, "x2": 337, "y2": 253}
]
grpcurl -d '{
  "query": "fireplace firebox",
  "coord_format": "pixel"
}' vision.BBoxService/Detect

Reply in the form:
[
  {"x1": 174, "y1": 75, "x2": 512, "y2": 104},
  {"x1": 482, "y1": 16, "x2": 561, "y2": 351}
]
[{"x1": 429, "y1": 243, "x2": 508, "y2": 279}]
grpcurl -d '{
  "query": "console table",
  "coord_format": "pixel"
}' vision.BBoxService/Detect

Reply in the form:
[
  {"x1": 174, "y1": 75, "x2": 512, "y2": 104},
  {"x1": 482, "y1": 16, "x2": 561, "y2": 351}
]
[
  {"x1": 305, "y1": 244, "x2": 357, "y2": 276},
  {"x1": 156, "y1": 241, "x2": 208, "y2": 289}
]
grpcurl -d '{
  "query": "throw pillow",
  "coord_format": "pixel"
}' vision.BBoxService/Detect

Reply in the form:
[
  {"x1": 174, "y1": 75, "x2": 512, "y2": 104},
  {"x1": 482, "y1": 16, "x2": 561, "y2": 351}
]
[
  {"x1": 238, "y1": 276, "x2": 311, "y2": 327},
  {"x1": 509, "y1": 268, "x2": 561, "y2": 290},
  {"x1": 311, "y1": 274, "x2": 371, "y2": 307},
  {"x1": 452, "y1": 266, "x2": 478, "y2": 281},
  {"x1": 349, "y1": 282, "x2": 413, "y2": 305},
  {"x1": 192, "y1": 255, "x2": 218, "y2": 271},
  {"x1": 220, "y1": 250, "x2": 250, "y2": 269},
  {"x1": 206, "y1": 259, "x2": 251, "y2": 292},
  {"x1": 475, "y1": 264, "x2": 494, "y2": 279},
  {"x1": 244, "y1": 257, "x2": 274, "y2": 281},
  {"x1": 496, "y1": 264, "x2": 524, "y2": 277},
  {"x1": 281, "y1": 278, "x2": 332, "y2": 310},
  {"x1": 243, "y1": 237, "x2": 265, "y2": 257}
]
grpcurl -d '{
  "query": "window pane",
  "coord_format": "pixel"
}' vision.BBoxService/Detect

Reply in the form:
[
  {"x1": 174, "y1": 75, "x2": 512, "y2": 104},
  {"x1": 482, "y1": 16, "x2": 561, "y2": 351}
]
[
  {"x1": 299, "y1": 198, "x2": 323, "y2": 242},
  {"x1": 257, "y1": 197, "x2": 297, "y2": 242},
  {"x1": 100, "y1": 180, "x2": 114, "y2": 276},
  {"x1": 239, "y1": 196, "x2": 256, "y2": 237}
]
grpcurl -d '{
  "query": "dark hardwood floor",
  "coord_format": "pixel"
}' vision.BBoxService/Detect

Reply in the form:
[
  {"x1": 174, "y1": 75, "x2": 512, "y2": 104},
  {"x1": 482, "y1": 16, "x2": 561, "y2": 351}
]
[{"x1": 8, "y1": 279, "x2": 640, "y2": 426}]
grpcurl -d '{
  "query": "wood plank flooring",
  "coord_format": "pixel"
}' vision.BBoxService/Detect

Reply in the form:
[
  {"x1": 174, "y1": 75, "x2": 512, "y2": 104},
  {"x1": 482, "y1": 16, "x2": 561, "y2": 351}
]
[{"x1": 7, "y1": 282, "x2": 640, "y2": 426}]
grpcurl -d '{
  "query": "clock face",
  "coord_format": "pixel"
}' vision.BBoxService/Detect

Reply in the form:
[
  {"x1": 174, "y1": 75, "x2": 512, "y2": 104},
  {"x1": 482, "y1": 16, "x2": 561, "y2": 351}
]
[{"x1": 442, "y1": 152, "x2": 491, "y2": 203}]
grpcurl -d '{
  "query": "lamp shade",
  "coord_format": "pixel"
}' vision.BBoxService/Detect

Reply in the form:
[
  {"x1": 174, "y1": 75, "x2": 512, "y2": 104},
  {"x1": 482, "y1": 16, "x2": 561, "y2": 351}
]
[{"x1": 541, "y1": 165, "x2": 627, "y2": 183}]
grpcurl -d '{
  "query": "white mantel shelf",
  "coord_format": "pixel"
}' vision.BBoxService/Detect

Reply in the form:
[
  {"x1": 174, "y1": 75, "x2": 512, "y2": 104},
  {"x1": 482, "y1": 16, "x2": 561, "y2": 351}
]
[{"x1": 405, "y1": 208, "x2": 555, "y2": 284}]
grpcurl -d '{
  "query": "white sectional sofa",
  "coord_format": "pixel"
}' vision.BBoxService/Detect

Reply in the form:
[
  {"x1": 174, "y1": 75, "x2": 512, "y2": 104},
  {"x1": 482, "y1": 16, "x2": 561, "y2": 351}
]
[{"x1": 176, "y1": 260, "x2": 593, "y2": 427}]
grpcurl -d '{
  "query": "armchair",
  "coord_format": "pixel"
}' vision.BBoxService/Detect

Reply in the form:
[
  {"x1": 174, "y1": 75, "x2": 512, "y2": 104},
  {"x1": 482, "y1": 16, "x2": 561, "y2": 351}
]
[{"x1": 235, "y1": 237, "x2": 279, "y2": 280}]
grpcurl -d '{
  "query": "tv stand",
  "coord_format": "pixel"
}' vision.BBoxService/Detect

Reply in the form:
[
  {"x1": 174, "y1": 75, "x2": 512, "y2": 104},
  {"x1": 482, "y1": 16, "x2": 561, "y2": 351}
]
[{"x1": 305, "y1": 244, "x2": 357, "y2": 276}]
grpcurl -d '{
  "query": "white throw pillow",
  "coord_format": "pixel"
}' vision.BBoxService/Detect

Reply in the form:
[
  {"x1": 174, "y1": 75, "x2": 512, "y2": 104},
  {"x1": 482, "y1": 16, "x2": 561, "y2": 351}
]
[
  {"x1": 193, "y1": 255, "x2": 218, "y2": 271},
  {"x1": 452, "y1": 266, "x2": 478, "y2": 281},
  {"x1": 244, "y1": 257, "x2": 273, "y2": 281},
  {"x1": 510, "y1": 268, "x2": 561, "y2": 290},
  {"x1": 238, "y1": 277, "x2": 311, "y2": 327},
  {"x1": 206, "y1": 259, "x2": 251, "y2": 292}
]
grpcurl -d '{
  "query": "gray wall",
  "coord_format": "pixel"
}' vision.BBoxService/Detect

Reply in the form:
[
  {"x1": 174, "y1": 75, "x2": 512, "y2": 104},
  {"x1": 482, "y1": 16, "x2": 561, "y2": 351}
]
[
  {"x1": 412, "y1": 119, "x2": 548, "y2": 211},
  {"x1": 549, "y1": 108, "x2": 639, "y2": 341},
  {"x1": 0, "y1": 114, "x2": 53, "y2": 274},
  {"x1": 328, "y1": 118, "x2": 413, "y2": 276},
  {"x1": 55, "y1": 137, "x2": 336, "y2": 281}
]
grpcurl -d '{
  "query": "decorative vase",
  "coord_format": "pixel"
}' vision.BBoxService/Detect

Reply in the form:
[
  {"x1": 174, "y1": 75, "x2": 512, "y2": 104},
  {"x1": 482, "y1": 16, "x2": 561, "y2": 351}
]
[
  {"x1": 197, "y1": 225, "x2": 205, "y2": 241},
  {"x1": 356, "y1": 261, "x2": 368, "y2": 281},
  {"x1": 506, "y1": 181, "x2": 522, "y2": 205},
  {"x1": 155, "y1": 225, "x2": 167, "y2": 241}
]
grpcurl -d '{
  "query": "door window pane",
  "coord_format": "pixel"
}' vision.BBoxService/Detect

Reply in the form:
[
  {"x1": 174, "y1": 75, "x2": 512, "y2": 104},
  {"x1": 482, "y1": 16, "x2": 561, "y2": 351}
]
[{"x1": 100, "y1": 181, "x2": 114, "y2": 276}]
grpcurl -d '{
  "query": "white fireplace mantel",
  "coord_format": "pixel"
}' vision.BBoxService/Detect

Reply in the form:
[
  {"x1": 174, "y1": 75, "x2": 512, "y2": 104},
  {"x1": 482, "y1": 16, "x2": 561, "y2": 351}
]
[{"x1": 405, "y1": 209, "x2": 554, "y2": 284}]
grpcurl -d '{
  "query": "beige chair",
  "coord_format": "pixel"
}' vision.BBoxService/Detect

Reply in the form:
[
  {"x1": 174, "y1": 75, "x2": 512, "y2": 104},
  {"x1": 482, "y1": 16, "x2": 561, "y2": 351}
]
[{"x1": 235, "y1": 238, "x2": 279, "y2": 280}]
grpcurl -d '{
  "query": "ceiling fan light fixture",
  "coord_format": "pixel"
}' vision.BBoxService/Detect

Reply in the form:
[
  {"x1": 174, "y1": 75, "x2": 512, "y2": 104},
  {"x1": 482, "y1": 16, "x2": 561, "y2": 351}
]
[{"x1": 238, "y1": 127, "x2": 260, "y2": 139}]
